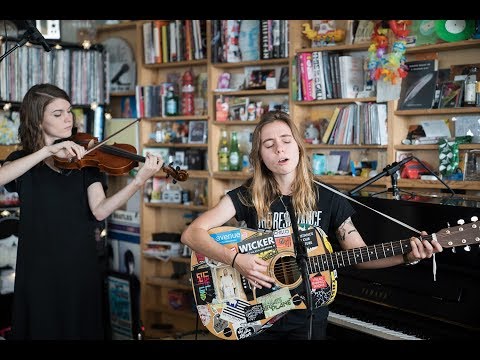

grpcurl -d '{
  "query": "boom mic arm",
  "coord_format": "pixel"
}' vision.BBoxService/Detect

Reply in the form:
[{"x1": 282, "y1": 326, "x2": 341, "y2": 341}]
[
  {"x1": 0, "y1": 20, "x2": 51, "y2": 62},
  {"x1": 348, "y1": 156, "x2": 414, "y2": 196},
  {"x1": 22, "y1": 20, "x2": 51, "y2": 52}
]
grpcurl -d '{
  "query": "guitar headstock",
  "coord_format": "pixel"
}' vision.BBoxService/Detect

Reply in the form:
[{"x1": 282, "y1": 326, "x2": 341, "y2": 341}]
[
  {"x1": 162, "y1": 162, "x2": 189, "y2": 183},
  {"x1": 434, "y1": 217, "x2": 479, "y2": 249}
]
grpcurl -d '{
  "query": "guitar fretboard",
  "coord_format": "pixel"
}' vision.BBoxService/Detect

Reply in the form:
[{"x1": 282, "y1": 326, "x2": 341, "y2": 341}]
[{"x1": 308, "y1": 239, "x2": 414, "y2": 273}]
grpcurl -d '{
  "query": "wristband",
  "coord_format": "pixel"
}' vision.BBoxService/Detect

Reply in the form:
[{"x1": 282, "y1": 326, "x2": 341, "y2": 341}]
[{"x1": 231, "y1": 252, "x2": 239, "y2": 268}]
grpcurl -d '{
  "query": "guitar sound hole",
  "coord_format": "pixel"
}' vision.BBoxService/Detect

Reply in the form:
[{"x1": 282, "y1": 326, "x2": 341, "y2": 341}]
[{"x1": 273, "y1": 256, "x2": 301, "y2": 286}]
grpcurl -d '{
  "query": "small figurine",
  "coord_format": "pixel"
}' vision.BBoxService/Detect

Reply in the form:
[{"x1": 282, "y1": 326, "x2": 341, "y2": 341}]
[{"x1": 302, "y1": 22, "x2": 346, "y2": 45}]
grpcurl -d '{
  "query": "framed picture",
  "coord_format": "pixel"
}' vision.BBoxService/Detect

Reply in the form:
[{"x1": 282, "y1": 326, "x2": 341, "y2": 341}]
[
  {"x1": 247, "y1": 69, "x2": 275, "y2": 89},
  {"x1": 101, "y1": 37, "x2": 136, "y2": 92},
  {"x1": 438, "y1": 81, "x2": 463, "y2": 108},
  {"x1": 35, "y1": 20, "x2": 61, "y2": 40},
  {"x1": 188, "y1": 121, "x2": 208, "y2": 144},
  {"x1": 228, "y1": 97, "x2": 249, "y2": 121}
]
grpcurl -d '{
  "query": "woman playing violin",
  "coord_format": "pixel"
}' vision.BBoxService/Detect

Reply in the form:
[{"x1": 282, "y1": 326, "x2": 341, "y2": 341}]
[
  {"x1": 0, "y1": 83, "x2": 163, "y2": 340},
  {"x1": 181, "y1": 110, "x2": 443, "y2": 340}
]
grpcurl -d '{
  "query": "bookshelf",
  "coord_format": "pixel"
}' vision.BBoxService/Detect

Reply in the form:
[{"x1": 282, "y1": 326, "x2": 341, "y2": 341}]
[
  {"x1": 391, "y1": 40, "x2": 480, "y2": 194},
  {"x1": 288, "y1": 20, "x2": 389, "y2": 193},
  {"x1": 288, "y1": 20, "x2": 480, "y2": 195},
  {"x1": 125, "y1": 20, "x2": 210, "y2": 339},
  {"x1": 103, "y1": 19, "x2": 480, "y2": 339}
]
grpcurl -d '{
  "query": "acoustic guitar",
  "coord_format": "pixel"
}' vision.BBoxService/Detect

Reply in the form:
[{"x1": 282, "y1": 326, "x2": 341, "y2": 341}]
[{"x1": 190, "y1": 219, "x2": 479, "y2": 340}]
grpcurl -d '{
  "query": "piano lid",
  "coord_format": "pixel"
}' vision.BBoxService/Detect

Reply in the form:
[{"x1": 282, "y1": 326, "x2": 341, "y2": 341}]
[{"x1": 336, "y1": 194, "x2": 480, "y2": 332}]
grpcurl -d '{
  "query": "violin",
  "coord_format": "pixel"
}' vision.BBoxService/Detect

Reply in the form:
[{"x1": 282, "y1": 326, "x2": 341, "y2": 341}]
[{"x1": 53, "y1": 132, "x2": 188, "y2": 183}]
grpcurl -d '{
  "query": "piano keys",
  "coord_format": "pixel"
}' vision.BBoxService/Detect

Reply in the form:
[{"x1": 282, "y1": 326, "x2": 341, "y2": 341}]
[{"x1": 328, "y1": 311, "x2": 422, "y2": 340}]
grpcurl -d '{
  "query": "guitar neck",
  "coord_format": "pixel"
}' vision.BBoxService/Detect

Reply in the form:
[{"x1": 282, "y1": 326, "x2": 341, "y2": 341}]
[{"x1": 308, "y1": 237, "x2": 421, "y2": 273}]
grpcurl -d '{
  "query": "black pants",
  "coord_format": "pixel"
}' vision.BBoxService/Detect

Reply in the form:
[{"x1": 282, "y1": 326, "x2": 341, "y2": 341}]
[{"x1": 249, "y1": 307, "x2": 329, "y2": 340}]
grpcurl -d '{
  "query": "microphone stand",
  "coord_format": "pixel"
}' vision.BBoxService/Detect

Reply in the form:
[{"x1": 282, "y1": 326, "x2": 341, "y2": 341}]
[
  {"x1": 379, "y1": 169, "x2": 417, "y2": 200},
  {"x1": 348, "y1": 156, "x2": 416, "y2": 200},
  {"x1": 286, "y1": 200, "x2": 313, "y2": 340},
  {"x1": 0, "y1": 36, "x2": 29, "y2": 63}
]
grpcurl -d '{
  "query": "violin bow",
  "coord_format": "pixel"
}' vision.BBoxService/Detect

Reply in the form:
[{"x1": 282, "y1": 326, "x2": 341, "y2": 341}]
[
  {"x1": 83, "y1": 118, "x2": 141, "y2": 156},
  {"x1": 313, "y1": 179, "x2": 422, "y2": 234}
]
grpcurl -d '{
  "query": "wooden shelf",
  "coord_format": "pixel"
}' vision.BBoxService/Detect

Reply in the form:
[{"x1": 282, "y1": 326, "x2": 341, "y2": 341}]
[
  {"x1": 146, "y1": 276, "x2": 191, "y2": 290},
  {"x1": 293, "y1": 97, "x2": 377, "y2": 106},
  {"x1": 111, "y1": 91, "x2": 136, "y2": 97},
  {"x1": 183, "y1": 170, "x2": 209, "y2": 179},
  {"x1": 144, "y1": 142, "x2": 208, "y2": 149},
  {"x1": 213, "y1": 89, "x2": 289, "y2": 96},
  {"x1": 145, "y1": 203, "x2": 208, "y2": 211},
  {"x1": 395, "y1": 144, "x2": 480, "y2": 151},
  {"x1": 394, "y1": 107, "x2": 480, "y2": 116},
  {"x1": 144, "y1": 59, "x2": 208, "y2": 69},
  {"x1": 143, "y1": 255, "x2": 190, "y2": 264},
  {"x1": 212, "y1": 58, "x2": 288, "y2": 68},
  {"x1": 213, "y1": 120, "x2": 260, "y2": 126},
  {"x1": 142, "y1": 115, "x2": 209, "y2": 121},
  {"x1": 306, "y1": 144, "x2": 387, "y2": 150},
  {"x1": 405, "y1": 39, "x2": 480, "y2": 54},
  {"x1": 96, "y1": 21, "x2": 137, "y2": 32},
  {"x1": 398, "y1": 179, "x2": 480, "y2": 191},
  {"x1": 213, "y1": 171, "x2": 251, "y2": 180},
  {"x1": 295, "y1": 43, "x2": 370, "y2": 53}
]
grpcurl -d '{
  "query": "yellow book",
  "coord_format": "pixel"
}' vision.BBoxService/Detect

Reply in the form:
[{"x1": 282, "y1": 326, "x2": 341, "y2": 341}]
[
  {"x1": 322, "y1": 106, "x2": 341, "y2": 144},
  {"x1": 161, "y1": 24, "x2": 169, "y2": 63}
]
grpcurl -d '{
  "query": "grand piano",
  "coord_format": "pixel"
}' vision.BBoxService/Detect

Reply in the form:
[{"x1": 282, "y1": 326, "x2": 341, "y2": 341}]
[{"x1": 326, "y1": 193, "x2": 480, "y2": 340}]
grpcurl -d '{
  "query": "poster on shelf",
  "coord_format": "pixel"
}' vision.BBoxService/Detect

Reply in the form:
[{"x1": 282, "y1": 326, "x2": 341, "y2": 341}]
[
  {"x1": 107, "y1": 274, "x2": 133, "y2": 340},
  {"x1": 107, "y1": 210, "x2": 140, "y2": 277}
]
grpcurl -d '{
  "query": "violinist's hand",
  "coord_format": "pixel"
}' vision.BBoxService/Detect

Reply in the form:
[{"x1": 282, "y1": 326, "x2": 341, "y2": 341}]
[
  {"x1": 405, "y1": 231, "x2": 443, "y2": 263},
  {"x1": 233, "y1": 253, "x2": 275, "y2": 290},
  {"x1": 47, "y1": 141, "x2": 87, "y2": 160},
  {"x1": 134, "y1": 152, "x2": 164, "y2": 186}
]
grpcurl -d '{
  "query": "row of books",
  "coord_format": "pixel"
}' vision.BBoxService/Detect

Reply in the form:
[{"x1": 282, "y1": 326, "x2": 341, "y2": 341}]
[
  {"x1": 211, "y1": 20, "x2": 289, "y2": 63},
  {"x1": 293, "y1": 51, "x2": 367, "y2": 101},
  {"x1": 322, "y1": 103, "x2": 388, "y2": 145},
  {"x1": 142, "y1": 20, "x2": 207, "y2": 65}
]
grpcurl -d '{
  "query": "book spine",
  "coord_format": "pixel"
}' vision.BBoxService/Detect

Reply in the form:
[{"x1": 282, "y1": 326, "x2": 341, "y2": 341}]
[
  {"x1": 312, "y1": 51, "x2": 325, "y2": 100},
  {"x1": 261, "y1": 20, "x2": 270, "y2": 60}
]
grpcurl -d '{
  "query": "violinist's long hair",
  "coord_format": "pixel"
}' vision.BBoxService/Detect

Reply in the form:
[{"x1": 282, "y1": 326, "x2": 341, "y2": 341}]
[
  {"x1": 19, "y1": 83, "x2": 74, "y2": 154},
  {"x1": 245, "y1": 110, "x2": 317, "y2": 223}
]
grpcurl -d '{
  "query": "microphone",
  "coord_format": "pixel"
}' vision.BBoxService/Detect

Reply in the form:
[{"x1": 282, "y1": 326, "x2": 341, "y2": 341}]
[
  {"x1": 349, "y1": 156, "x2": 414, "y2": 196},
  {"x1": 22, "y1": 20, "x2": 51, "y2": 52}
]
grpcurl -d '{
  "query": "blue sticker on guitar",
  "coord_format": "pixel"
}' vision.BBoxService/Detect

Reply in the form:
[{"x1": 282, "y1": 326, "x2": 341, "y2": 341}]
[{"x1": 210, "y1": 229, "x2": 242, "y2": 245}]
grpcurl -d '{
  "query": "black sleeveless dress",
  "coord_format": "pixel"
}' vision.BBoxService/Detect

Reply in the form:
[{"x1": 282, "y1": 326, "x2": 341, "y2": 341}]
[{"x1": 5, "y1": 151, "x2": 106, "y2": 340}]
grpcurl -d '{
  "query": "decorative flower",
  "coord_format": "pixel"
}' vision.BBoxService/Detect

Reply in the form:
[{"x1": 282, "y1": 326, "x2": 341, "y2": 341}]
[{"x1": 368, "y1": 20, "x2": 411, "y2": 85}]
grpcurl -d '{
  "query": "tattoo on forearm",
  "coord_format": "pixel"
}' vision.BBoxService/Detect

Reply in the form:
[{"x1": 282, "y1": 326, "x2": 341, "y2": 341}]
[{"x1": 336, "y1": 218, "x2": 358, "y2": 242}]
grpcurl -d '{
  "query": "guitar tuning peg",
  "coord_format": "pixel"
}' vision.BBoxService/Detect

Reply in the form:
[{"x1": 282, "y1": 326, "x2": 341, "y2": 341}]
[
  {"x1": 451, "y1": 247, "x2": 456, "y2": 253},
  {"x1": 457, "y1": 219, "x2": 465, "y2": 225},
  {"x1": 471, "y1": 216, "x2": 478, "y2": 222},
  {"x1": 464, "y1": 245, "x2": 471, "y2": 252}
]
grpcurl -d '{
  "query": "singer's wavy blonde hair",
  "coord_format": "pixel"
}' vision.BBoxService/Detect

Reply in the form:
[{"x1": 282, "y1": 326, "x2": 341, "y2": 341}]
[{"x1": 241, "y1": 110, "x2": 318, "y2": 224}]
